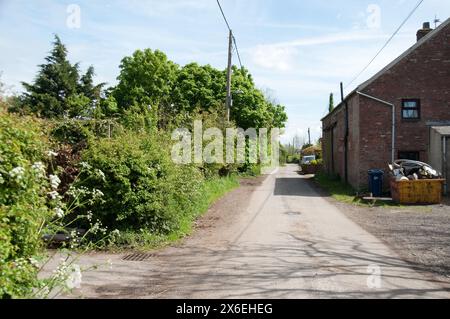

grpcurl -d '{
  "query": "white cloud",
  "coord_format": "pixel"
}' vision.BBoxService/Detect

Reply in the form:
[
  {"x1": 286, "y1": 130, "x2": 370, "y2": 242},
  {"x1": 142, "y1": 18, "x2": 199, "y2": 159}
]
[
  {"x1": 249, "y1": 29, "x2": 390, "y2": 72},
  {"x1": 116, "y1": 0, "x2": 213, "y2": 18},
  {"x1": 251, "y1": 45, "x2": 298, "y2": 72}
]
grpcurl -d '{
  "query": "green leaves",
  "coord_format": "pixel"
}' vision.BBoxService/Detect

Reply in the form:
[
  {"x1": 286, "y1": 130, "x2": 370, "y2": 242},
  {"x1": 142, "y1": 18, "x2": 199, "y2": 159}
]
[
  {"x1": 114, "y1": 49, "x2": 178, "y2": 115},
  {"x1": 329, "y1": 93, "x2": 334, "y2": 113},
  {"x1": 0, "y1": 113, "x2": 51, "y2": 299},
  {"x1": 19, "y1": 35, "x2": 103, "y2": 119},
  {"x1": 172, "y1": 63, "x2": 225, "y2": 113},
  {"x1": 77, "y1": 131, "x2": 203, "y2": 234},
  {"x1": 113, "y1": 50, "x2": 288, "y2": 130}
]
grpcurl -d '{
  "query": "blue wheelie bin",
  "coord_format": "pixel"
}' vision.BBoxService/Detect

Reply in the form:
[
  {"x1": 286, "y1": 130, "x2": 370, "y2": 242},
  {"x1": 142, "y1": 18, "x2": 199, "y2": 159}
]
[{"x1": 368, "y1": 169, "x2": 384, "y2": 197}]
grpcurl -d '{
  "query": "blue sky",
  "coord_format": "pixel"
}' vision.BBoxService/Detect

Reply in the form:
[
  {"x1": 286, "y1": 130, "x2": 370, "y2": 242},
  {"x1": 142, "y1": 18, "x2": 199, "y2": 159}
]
[{"x1": 0, "y1": 0, "x2": 449, "y2": 143}]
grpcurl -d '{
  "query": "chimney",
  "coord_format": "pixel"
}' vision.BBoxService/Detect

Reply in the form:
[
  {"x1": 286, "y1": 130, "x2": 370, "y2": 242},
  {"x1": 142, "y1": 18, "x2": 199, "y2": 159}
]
[{"x1": 417, "y1": 22, "x2": 433, "y2": 42}]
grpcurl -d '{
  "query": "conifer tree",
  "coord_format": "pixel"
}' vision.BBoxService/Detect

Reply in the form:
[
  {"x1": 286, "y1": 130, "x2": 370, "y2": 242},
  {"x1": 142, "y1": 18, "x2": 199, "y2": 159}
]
[
  {"x1": 329, "y1": 93, "x2": 334, "y2": 113},
  {"x1": 21, "y1": 35, "x2": 103, "y2": 118}
]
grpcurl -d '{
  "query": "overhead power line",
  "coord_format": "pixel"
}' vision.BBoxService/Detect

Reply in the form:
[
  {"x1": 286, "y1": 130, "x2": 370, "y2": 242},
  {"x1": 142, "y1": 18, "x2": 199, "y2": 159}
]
[
  {"x1": 345, "y1": 0, "x2": 424, "y2": 89},
  {"x1": 216, "y1": 0, "x2": 244, "y2": 69},
  {"x1": 232, "y1": 36, "x2": 243, "y2": 69},
  {"x1": 216, "y1": 0, "x2": 231, "y2": 31}
]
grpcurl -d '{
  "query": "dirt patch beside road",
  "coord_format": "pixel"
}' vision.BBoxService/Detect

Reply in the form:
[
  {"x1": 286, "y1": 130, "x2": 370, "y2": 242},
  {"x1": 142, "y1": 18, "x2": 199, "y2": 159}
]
[
  {"x1": 308, "y1": 177, "x2": 450, "y2": 283},
  {"x1": 188, "y1": 175, "x2": 268, "y2": 243}
]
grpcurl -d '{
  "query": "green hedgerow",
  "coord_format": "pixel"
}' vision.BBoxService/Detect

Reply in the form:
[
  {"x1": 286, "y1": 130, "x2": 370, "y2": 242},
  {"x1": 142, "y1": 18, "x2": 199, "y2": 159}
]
[
  {"x1": 76, "y1": 131, "x2": 204, "y2": 234},
  {"x1": 0, "y1": 112, "x2": 52, "y2": 299}
]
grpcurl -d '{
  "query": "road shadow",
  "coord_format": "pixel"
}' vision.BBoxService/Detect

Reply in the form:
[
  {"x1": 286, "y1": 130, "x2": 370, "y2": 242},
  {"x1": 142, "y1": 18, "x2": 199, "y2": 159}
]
[
  {"x1": 274, "y1": 178, "x2": 321, "y2": 197},
  {"x1": 70, "y1": 234, "x2": 450, "y2": 299}
]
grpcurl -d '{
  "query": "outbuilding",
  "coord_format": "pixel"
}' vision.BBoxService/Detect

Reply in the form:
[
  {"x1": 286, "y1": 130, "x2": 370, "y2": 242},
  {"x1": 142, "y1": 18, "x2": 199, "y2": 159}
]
[{"x1": 322, "y1": 19, "x2": 450, "y2": 191}]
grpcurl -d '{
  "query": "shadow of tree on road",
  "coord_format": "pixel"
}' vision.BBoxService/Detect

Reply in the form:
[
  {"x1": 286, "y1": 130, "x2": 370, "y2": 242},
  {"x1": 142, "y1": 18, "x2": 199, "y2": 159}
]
[
  {"x1": 274, "y1": 178, "x2": 321, "y2": 197},
  {"x1": 73, "y1": 233, "x2": 450, "y2": 299}
]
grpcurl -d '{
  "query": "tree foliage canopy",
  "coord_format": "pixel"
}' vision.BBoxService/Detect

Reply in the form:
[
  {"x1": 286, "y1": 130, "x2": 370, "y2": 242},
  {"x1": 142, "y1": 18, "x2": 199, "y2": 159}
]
[
  {"x1": 19, "y1": 35, "x2": 104, "y2": 119},
  {"x1": 113, "y1": 51, "x2": 287, "y2": 130},
  {"x1": 15, "y1": 35, "x2": 288, "y2": 130}
]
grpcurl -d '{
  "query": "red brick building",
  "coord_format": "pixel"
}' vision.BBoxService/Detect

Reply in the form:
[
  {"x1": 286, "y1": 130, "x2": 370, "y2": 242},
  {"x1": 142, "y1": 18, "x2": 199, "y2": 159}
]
[{"x1": 322, "y1": 19, "x2": 450, "y2": 191}]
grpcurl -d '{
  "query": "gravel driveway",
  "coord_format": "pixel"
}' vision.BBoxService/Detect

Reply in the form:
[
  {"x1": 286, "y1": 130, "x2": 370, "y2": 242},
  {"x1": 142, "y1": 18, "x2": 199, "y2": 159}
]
[{"x1": 310, "y1": 178, "x2": 450, "y2": 283}]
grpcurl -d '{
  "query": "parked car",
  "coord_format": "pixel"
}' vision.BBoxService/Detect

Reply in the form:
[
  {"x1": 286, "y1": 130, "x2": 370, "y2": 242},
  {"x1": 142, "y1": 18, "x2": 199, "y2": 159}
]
[{"x1": 301, "y1": 155, "x2": 316, "y2": 165}]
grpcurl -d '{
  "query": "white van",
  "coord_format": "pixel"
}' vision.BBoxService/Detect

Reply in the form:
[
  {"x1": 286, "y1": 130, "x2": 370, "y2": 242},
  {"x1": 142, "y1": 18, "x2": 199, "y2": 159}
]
[{"x1": 301, "y1": 155, "x2": 316, "y2": 165}]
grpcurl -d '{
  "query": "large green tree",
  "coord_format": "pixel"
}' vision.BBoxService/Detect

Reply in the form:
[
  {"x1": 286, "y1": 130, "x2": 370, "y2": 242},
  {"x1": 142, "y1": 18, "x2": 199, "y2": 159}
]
[
  {"x1": 112, "y1": 49, "x2": 287, "y2": 130},
  {"x1": 20, "y1": 35, "x2": 103, "y2": 118},
  {"x1": 113, "y1": 49, "x2": 178, "y2": 118},
  {"x1": 79, "y1": 66, "x2": 104, "y2": 104},
  {"x1": 230, "y1": 67, "x2": 286, "y2": 129},
  {"x1": 171, "y1": 63, "x2": 225, "y2": 113}
]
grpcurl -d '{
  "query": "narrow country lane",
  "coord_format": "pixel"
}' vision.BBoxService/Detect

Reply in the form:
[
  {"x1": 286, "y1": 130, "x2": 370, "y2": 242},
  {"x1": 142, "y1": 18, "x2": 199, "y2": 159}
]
[{"x1": 55, "y1": 164, "x2": 450, "y2": 299}]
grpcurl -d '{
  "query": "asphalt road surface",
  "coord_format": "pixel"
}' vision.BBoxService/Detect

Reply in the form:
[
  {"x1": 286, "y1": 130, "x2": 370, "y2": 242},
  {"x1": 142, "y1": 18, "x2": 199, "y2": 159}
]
[{"x1": 54, "y1": 164, "x2": 450, "y2": 299}]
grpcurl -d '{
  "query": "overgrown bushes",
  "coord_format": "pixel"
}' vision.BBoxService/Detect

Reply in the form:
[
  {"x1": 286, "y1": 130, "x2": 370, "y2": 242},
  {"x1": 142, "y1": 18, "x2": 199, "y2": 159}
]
[
  {"x1": 111, "y1": 176, "x2": 239, "y2": 249},
  {"x1": 0, "y1": 113, "x2": 51, "y2": 298},
  {"x1": 0, "y1": 34, "x2": 289, "y2": 298},
  {"x1": 76, "y1": 132, "x2": 204, "y2": 234},
  {"x1": 286, "y1": 154, "x2": 300, "y2": 164},
  {"x1": 301, "y1": 159, "x2": 323, "y2": 175}
]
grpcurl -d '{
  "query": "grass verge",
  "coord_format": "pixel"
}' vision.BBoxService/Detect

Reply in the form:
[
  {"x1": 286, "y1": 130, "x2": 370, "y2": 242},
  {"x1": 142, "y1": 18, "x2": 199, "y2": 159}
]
[
  {"x1": 109, "y1": 176, "x2": 240, "y2": 251},
  {"x1": 313, "y1": 172, "x2": 402, "y2": 208}
]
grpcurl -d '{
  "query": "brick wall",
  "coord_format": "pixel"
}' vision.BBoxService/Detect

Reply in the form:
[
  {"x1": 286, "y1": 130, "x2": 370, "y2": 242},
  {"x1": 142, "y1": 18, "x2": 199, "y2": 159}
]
[
  {"x1": 322, "y1": 21, "x2": 450, "y2": 191},
  {"x1": 358, "y1": 21, "x2": 450, "y2": 188},
  {"x1": 322, "y1": 94, "x2": 361, "y2": 188}
]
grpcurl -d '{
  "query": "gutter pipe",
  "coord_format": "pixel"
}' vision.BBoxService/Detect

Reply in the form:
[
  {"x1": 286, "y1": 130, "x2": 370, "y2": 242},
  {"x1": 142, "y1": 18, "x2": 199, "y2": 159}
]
[
  {"x1": 444, "y1": 136, "x2": 448, "y2": 195},
  {"x1": 356, "y1": 91, "x2": 396, "y2": 163}
]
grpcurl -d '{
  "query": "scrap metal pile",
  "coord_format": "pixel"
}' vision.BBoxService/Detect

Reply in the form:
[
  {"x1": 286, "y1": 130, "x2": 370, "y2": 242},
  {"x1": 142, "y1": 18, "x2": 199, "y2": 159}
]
[{"x1": 389, "y1": 160, "x2": 441, "y2": 181}]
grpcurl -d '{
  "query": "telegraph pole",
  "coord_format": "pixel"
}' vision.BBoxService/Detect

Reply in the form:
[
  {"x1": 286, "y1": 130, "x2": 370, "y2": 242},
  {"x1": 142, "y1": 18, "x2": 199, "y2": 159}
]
[
  {"x1": 308, "y1": 128, "x2": 311, "y2": 145},
  {"x1": 226, "y1": 29, "x2": 233, "y2": 122}
]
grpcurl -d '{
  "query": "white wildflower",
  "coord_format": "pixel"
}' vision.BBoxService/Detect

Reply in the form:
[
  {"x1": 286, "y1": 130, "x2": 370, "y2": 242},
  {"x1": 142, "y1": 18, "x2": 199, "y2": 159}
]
[
  {"x1": 96, "y1": 169, "x2": 105, "y2": 180},
  {"x1": 92, "y1": 189, "x2": 104, "y2": 199},
  {"x1": 90, "y1": 222, "x2": 101, "y2": 234},
  {"x1": 0, "y1": 173, "x2": 4, "y2": 184},
  {"x1": 80, "y1": 162, "x2": 91, "y2": 170},
  {"x1": 66, "y1": 187, "x2": 77, "y2": 197},
  {"x1": 29, "y1": 257, "x2": 40, "y2": 268},
  {"x1": 86, "y1": 211, "x2": 93, "y2": 221},
  {"x1": 49, "y1": 174, "x2": 61, "y2": 190},
  {"x1": 65, "y1": 264, "x2": 82, "y2": 289},
  {"x1": 68, "y1": 186, "x2": 89, "y2": 198},
  {"x1": 13, "y1": 258, "x2": 27, "y2": 269},
  {"x1": 31, "y1": 162, "x2": 46, "y2": 175},
  {"x1": 38, "y1": 286, "x2": 50, "y2": 298},
  {"x1": 47, "y1": 150, "x2": 58, "y2": 157},
  {"x1": 111, "y1": 229, "x2": 120, "y2": 236},
  {"x1": 54, "y1": 207, "x2": 65, "y2": 218},
  {"x1": 48, "y1": 191, "x2": 61, "y2": 201},
  {"x1": 9, "y1": 166, "x2": 25, "y2": 180}
]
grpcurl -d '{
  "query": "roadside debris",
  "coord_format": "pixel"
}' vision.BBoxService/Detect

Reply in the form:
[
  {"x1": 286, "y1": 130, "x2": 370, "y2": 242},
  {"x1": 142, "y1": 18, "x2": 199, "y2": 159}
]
[
  {"x1": 388, "y1": 160, "x2": 441, "y2": 181},
  {"x1": 389, "y1": 160, "x2": 445, "y2": 205}
]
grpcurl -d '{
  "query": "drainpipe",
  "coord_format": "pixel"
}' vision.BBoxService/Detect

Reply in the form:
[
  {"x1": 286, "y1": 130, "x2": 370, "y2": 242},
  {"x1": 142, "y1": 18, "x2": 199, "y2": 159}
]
[
  {"x1": 444, "y1": 136, "x2": 448, "y2": 195},
  {"x1": 341, "y1": 83, "x2": 349, "y2": 184},
  {"x1": 356, "y1": 91, "x2": 396, "y2": 163}
]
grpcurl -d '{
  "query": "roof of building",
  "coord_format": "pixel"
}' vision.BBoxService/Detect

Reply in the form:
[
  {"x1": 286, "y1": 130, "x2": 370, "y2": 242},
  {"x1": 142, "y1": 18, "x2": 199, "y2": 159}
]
[
  {"x1": 321, "y1": 17, "x2": 450, "y2": 123},
  {"x1": 432, "y1": 126, "x2": 450, "y2": 136}
]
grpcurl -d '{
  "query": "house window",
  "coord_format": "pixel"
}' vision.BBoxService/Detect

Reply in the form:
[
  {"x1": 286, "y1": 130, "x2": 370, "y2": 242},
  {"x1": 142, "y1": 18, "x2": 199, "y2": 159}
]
[
  {"x1": 402, "y1": 99, "x2": 420, "y2": 119},
  {"x1": 398, "y1": 151, "x2": 420, "y2": 161}
]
